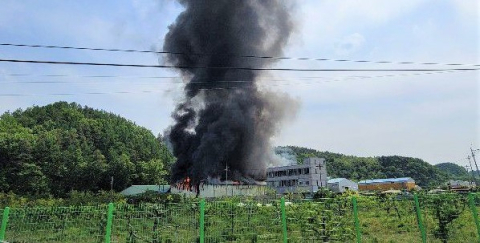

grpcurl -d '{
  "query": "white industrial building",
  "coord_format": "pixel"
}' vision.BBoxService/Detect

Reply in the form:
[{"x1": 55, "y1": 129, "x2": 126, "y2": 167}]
[
  {"x1": 266, "y1": 157, "x2": 327, "y2": 194},
  {"x1": 327, "y1": 178, "x2": 358, "y2": 193}
]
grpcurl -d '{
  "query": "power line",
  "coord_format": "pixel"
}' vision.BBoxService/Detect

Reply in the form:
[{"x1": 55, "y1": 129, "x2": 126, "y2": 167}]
[
  {"x1": 1, "y1": 58, "x2": 479, "y2": 72},
  {"x1": 0, "y1": 86, "x2": 259, "y2": 97},
  {"x1": 0, "y1": 70, "x2": 470, "y2": 85},
  {"x1": 0, "y1": 70, "x2": 470, "y2": 96},
  {"x1": 1, "y1": 42, "x2": 479, "y2": 67},
  {"x1": 1, "y1": 69, "x2": 466, "y2": 80}
]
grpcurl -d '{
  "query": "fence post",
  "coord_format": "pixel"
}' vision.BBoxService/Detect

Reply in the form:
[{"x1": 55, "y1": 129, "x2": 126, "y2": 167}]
[
  {"x1": 352, "y1": 197, "x2": 361, "y2": 243},
  {"x1": 469, "y1": 193, "x2": 480, "y2": 242},
  {"x1": 281, "y1": 197, "x2": 288, "y2": 243},
  {"x1": 414, "y1": 194, "x2": 427, "y2": 243},
  {"x1": 200, "y1": 199, "x2": 205, "y2": 243},
  {"x1": 0, "y1": 207, "x2": 10, "y2": 241},
  {"x1": 105, "y1": 203, "x2": 114, "y2": 243}
]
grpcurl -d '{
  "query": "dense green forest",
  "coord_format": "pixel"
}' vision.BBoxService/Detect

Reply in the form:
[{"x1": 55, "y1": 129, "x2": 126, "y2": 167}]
[
  {"x1": 0, "y1": 102, "x2": 175, "y2": 196},
  {"x1": 276, "y1": 146, "x2": 451, "y2": 187},
  {"x1": 1, "y1": 102, "x2": 467, "y2": 197},
  {"x1": 434, "y1": 162, "x2": 472, "y2": 181}
]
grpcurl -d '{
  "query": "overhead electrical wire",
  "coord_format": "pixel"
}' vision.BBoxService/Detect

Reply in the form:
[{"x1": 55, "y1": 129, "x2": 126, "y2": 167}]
[
  {"x1": 0, "y1": 70, "x2": 469, "y2": 85},
  {"x1": 0, "y1": 70, "x2": 471, "y2": 97},
  {"x1": 1, "y1": 42, "x2": 479, "y2": 67},
  {"x1": 1, "y1": 58, "x2": 479, "y2": 72},
  {"x1": 0, "y1": 87, "x2": 258, "y2": 97},
  {"x1": 1, "y1": 68, "x2": 467, "y2": 81}
]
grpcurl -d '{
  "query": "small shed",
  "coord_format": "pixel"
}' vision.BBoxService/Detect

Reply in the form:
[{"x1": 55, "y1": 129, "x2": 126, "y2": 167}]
[
  {"x1": 327, "y1": 178, "x2": 358, "y2": 193},
  {"x1": 120, "y1": 185, "x2": 170, "y2": 196}
]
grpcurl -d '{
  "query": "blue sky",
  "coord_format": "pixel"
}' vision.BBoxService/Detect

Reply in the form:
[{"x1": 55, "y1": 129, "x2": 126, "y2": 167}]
[{"x1": 0, "y1": 0, "x2": 478, "y2": 165}]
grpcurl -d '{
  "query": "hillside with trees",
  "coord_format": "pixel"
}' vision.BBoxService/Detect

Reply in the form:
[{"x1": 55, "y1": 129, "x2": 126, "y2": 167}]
[
  {"x1": 434, "y1": 162, "x2": 471, "y2": 181},
  {"x1": 0, "y1": 102, "x2": 175, "y2": 196},
  {"x1": 276, "y1": 146, "x2": 448, "y2": 187},
  {"x1": 1, "y1": 102, "x2": 459, "y2": 197}
]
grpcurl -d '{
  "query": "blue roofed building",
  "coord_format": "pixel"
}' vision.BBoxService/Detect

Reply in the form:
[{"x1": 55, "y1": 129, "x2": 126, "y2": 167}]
[{"x1": 358, "y1": 177, "x2": 415, "y2": 191}]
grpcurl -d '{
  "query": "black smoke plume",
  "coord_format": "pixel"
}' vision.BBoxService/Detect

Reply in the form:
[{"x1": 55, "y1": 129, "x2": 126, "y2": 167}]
[{"x1": 164, "y1": 0, "x2": 296, "y2": 186}]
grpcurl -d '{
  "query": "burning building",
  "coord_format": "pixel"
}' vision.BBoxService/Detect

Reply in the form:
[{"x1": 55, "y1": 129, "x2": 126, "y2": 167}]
[{"x1": 163, "y1": 0, "x2": 298, "y2": 196}]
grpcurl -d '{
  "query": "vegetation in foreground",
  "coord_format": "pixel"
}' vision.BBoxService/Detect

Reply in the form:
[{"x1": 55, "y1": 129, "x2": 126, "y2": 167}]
[{"x1": 1, "y1": 191, "x2": 478, "y2": 243}]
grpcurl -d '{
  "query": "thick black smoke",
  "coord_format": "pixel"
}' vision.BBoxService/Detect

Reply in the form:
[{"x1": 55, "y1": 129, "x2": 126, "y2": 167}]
[{"x1": 164, "y1": 0, "x2": 296, "y2": 186}]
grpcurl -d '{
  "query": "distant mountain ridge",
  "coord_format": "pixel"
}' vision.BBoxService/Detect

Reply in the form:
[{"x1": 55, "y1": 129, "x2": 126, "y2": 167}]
[{"x1": 275, "y1": 145, "x2": 448, "y2": 187}]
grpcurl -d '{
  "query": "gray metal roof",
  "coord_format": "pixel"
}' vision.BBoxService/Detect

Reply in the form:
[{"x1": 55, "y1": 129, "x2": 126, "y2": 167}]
[
  {"x1": 120, "y1": 185, "x2": 170, "y2": 196},
  {"x1": 327, "y1": 178, "x2": 348, "y2": 184}
]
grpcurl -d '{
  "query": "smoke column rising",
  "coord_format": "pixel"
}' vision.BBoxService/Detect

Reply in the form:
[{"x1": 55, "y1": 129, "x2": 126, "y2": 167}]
[{"x1": 164, "y1": 0, "x2": 297, "y2": 186}]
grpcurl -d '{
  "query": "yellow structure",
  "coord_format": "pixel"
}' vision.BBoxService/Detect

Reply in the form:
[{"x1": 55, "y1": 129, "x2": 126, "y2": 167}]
[{"x1": 358, "y1": 177, "x2": 415, "y2": 191}]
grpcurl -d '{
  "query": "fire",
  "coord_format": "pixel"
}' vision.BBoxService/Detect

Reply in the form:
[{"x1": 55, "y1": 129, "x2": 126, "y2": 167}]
[{"x1": 175, "y1": 176, "x2": 192, "y2": 191}]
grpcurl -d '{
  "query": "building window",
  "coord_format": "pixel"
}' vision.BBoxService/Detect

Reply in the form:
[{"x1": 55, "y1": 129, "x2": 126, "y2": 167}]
[{"x1": 304, "y1": 168, "x2": 309, "y2": 174}]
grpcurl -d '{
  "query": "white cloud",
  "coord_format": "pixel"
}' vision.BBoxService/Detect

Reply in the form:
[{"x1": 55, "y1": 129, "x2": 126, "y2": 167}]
[{"x1": 334, "y1": 33, "x2": 365, "y2": 56}]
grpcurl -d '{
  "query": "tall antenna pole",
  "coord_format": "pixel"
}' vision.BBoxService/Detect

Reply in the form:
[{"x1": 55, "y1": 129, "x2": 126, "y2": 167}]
[
  {"x1": 468, "y1": 156, "x2": 475, "y2": 177},
  {"x1": 465, "y1": 164, "x2": 476, "y2": 185},
  {"x1": 471, "y1": 147, "x2": 480, "y2": 178}
]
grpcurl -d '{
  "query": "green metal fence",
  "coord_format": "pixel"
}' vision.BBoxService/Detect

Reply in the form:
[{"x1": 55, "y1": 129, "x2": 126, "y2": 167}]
[{"x1": 0, "y1": 193, "x2": 479, "y2": 243}]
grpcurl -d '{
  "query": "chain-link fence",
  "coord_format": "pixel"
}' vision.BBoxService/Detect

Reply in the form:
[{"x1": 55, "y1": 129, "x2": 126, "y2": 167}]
[
  {"x1": 0, "y1": 193, "x2": 479, "y2": 243},
  {"x1": 420, "y1": 193, "x2": 477, "y2": 243},
  {"x1": 2, "y1": 205, "x2": 106, "y2": 243},
  {"x1": 204, "y1": 199, "x2": 283, "y2": 242},
  {"x1": 111, "y1": 203, "x2": 199, "y2": 242},
  {"x1": 286, "y1": 197, "x2": 355, "y2": 242}
]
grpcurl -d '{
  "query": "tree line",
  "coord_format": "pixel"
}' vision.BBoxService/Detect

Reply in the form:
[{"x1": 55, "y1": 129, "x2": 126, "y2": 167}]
[
  {"x1": 1, "y1": 102, "x2": 466, "y2": 197},
  {"x1": 279, "y1": 145, "x2": 454, "y2": 187},
  {"x1": 0, "y1": 102, "x2": 175, "y2": 197}
]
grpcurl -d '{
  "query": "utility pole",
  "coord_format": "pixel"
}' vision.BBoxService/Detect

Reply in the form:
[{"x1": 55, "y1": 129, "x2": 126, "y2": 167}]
[
  {"x1": 471, "y1": 147, "x2": 480, "y2": 178},
  {"x1": 465, "y1": 164, "x2": 476, "y2": 185},
  {"x1": 225, "y1": 163, "x2": 229, "y2": 196},
  {"x1": 468, "y1": 156, "x2": 475, "y2": 178},
  {"x1": 110, "y1": 176, "x2": 114, "y2": 191}
]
